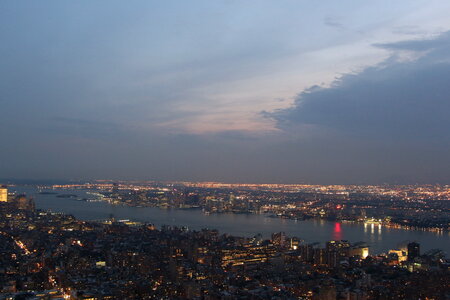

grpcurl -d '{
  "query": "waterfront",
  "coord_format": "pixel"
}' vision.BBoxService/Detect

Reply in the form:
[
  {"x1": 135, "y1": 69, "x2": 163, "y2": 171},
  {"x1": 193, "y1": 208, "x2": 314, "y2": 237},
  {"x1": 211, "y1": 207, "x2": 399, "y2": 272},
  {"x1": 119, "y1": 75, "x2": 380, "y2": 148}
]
[{"x1": 13, "y1": 186, "x2": 450, "y2": 255}]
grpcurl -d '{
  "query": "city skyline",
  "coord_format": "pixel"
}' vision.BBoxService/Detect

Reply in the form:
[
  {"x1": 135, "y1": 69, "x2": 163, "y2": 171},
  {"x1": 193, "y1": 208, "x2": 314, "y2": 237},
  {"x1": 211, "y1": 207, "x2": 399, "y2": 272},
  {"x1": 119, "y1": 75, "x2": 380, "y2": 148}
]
[{"x1": 1, "y1": 1, "x2": 450, "y2": 184}]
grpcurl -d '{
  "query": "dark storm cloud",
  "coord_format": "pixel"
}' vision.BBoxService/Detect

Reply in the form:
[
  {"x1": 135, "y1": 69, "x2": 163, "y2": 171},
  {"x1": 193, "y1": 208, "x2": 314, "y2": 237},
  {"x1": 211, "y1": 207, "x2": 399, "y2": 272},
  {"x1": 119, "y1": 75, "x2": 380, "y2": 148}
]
[
  {"x1": 275, "y1": 31, "x2": 450, "y2": 142},
  {"x1": 264, "y1": 31, "x2": 450, "y2": 184}
]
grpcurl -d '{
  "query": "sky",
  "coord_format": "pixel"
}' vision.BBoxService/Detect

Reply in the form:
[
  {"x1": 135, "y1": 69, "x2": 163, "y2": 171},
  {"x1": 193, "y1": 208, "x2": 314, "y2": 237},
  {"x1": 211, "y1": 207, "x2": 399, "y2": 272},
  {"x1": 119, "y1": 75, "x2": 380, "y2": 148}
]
[{"x1": 1, "y1": 1, "x2": 450, "y2": 184}]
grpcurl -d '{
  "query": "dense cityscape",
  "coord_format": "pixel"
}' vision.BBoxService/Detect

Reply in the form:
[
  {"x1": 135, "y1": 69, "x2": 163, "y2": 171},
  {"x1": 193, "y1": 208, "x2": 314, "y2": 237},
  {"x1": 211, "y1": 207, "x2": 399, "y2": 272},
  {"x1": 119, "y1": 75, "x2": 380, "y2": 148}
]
[
  {"x1": 0, "y1": 184, "x2": 449, "y2": 299},
  {"x1": 3, "y1": 1, "x2": 450, "y2": 299},
  {"x1": 49, "y1": 181, "x2": 450, "y2": 232}
]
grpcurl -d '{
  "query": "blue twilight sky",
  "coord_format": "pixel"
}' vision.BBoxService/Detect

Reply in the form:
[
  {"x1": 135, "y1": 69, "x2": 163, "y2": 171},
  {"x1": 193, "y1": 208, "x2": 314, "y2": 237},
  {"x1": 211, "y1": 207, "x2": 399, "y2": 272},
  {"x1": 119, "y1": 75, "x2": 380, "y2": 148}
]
[{"x1": 1, "y1": 1, "x2": 450, "y2": 184}]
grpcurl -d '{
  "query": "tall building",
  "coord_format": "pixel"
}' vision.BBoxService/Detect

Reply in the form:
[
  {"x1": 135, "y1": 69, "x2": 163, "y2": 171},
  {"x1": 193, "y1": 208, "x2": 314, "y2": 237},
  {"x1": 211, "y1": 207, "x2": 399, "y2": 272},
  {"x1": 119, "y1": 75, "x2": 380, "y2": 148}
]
[
  {"x1": 0, "y1": 186, "x2": 7, "y2": 202},
  {"x1": 271, "y1": 232, "x2": 286, "y2": 247},
  {"x1": 407, "y1": 242, "x2": 420, "y2": 261},
  {"x1": 349, "y1": 245, "x2": 370, "y2": 259},
  {"x1": 326, "y1": 240, "x2": 350, "y2": 267},
  {"x1": 388, "y1": 249, "x2": 407, "y2": 262}
]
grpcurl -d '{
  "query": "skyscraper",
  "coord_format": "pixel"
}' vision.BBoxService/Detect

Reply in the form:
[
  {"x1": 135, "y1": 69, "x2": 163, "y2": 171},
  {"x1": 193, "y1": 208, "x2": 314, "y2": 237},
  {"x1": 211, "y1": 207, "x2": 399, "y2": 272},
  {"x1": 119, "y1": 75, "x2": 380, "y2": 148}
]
[
  {"x1": 0, "y1": 186, "x2": 7, "y2": 202},
  {"x1": 407, "y1": 242, "x2": 420, "y2": 261}
]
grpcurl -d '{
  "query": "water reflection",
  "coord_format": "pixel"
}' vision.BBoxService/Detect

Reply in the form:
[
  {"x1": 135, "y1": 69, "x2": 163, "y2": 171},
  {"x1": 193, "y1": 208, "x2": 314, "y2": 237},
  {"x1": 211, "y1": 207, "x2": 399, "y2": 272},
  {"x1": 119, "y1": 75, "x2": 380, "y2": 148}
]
[
  {"x1": 333, "y1": 222, "x2": 342, "y2": 240},
  {"x1": 363, "y1": 223, "x2": 383, "y2": 243}
]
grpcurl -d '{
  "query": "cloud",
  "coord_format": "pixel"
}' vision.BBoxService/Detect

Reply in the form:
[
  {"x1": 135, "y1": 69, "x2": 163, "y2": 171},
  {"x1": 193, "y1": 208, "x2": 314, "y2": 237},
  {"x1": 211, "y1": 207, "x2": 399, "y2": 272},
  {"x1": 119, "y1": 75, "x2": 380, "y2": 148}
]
[
  {"x1": 262, "y1": 31, "x2": 450, "y2": 184},
  {"x1": 324, "y1": 16, "x2": 345, "y2": 30},
  {"x1": 47, "y1": 117, "x2": 125, "y2": 139},
  {"x1": 274, "y1": 31, "x2": 450, "y2": 142},
  {"x1": 375, "y1": 31, "x2": 450, "y2": 52}
]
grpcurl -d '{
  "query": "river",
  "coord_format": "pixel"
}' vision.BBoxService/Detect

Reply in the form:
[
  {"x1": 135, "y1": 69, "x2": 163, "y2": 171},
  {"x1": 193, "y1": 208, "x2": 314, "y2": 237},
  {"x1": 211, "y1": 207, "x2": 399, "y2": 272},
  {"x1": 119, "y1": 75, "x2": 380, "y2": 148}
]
[{"x1": 11, "y1": 186, "x2": 450, "y2": 255}]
